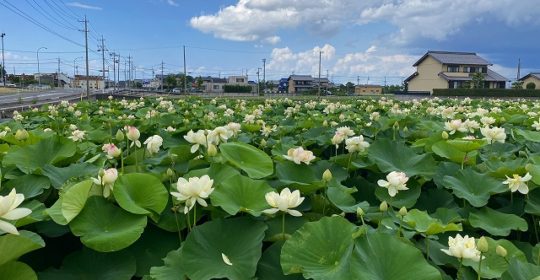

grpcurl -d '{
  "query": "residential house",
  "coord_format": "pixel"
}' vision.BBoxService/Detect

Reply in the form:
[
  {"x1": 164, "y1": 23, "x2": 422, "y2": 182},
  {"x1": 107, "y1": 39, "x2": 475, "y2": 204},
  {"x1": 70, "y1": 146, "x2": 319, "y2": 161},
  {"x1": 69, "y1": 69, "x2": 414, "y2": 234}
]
[
  {"x1": 227, "y1": 76, "x2": 248, "y2": 85},
  {"x1": 518, "y1": 73, "x2": 540, "y2": 90},
  {"x1": 278, "y1": 78, "x2": 288, "y2": 93},
  {"x1": 288, "y1": 75, "x2": 314, "y2": 94},
  {"x1": 72, "y1": 75, "x2": 105, "y2": 90},
  {"x1": 355, "y1": 84, "x2": 383, "y2": 95},
  {"x1": 405, "y1": 51, "x2": 508, "y2": 94},
  {"x1": 34, "y1": 73, "x2": 72, "y2": 88},
  {"x1": 202, "y1": 76, "x2": 227, "y2": 93},
  {"x1": 313, "y1": 77, "x2": 330, "y2": 90}
]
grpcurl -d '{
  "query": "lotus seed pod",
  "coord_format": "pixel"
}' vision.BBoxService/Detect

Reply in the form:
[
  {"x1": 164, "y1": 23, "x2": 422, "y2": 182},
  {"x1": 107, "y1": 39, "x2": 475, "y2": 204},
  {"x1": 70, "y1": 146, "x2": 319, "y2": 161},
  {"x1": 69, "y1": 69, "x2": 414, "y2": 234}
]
[
  {"x1": 477, "y1": 236, "x2": 489, "y2": 253},
  {"x1": 442, "y1": 131, "x2": 449, "y2": 139},
  {"x1": 322, "y1": 169, "x2": 333, "y2": 182},
  {"x1": 379, "y1": 201, "x2": 388, "y2": 212},
  {"x1": 398, "y1": 206, "x2": 408, "y2": 216},
  {"x1": 496, "y1": 245, "x2": 507, "y2": 257}
]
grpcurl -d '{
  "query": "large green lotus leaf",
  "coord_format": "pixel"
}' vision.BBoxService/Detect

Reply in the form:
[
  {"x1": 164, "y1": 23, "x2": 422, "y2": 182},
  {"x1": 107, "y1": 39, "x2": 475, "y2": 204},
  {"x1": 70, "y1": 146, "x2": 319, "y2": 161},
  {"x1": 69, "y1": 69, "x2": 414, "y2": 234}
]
[
  {"x1": 47, "y1": 197, "x2": 68, "y2": 225},
  {"x1": 61, "y1": 180, "x2": 93, "y2": 223},
  {"x1": 525, "y1": 188, "x2": 540, "y2": 215},
  {"x1": 468, "y1": 207, "x2": 528, "y2": 236},
  {"x1": 149, "y1": 248, "x2": 186, "y2": 280},
  {"x1": 0, "y1": 261, "x2": 37, "y2": 280},
  {"x1": 431, "y1": 141, "x2": 477, "y2": 165},
  {"x1": 70, "y1": 196, "x2": 147, "y2": 252},
  {"x1": 113, "y1": 173, "x2": 168, "y2": 215},
  {"x1": 257, "y1": 241, "x2": 304, "y2": 280},
  {"x1": 403, "y1": 209, "x2": 462, "y2": 235},
  {"x1": 374, "y1": 179, "x2": 422, "y2": 208},
  {"x1": 327, "y1": 182, "x2": 369, "y2": 213},
  {"x1": 275, "y1": 161, "x2": 325, "y2": 193},
  {"x1": 210, "y1": 174, "x2": 274, "y2": 216},
  {"x1": 446, "y1": 139, "x2": 487, "y2": 153},
  {"x1": 39, "y1": 248, "x2": 136, "y2": 280},
  {"x1": 4, "y1": 174, "x2": 50, "y2": 199},
  {"x1": 0, "y1": 230, "x2": 45, "y2": 266},
  {"x1": 350, "y1": 232, "x2": 441, "y2": 280},
  {"x1": 264, "y1": 215, "x2": 307, "y2": 242},
  {"x1": 502, "y1": 259, "x2": 540, "y2": 280},
  {"x1": 484, "y1": 158, "x2": 528, "y2": 178},
  {"x1": 281, "y1": 216, "x2": 357, "y2": 280},
  {"x1": 529, "y1": 164, "x2": 540, "y2": 185},
  {"x1": 125, "y1": 226, "x2": 180, "y2": 277},
  {"x1": 514, "y1": 129, "x2": 540, "y2": 142},
  {"x1": 442, "y1": 168, "x2": 507, "y2": 207},
  {"x1": 2, "y1": 136, "x2": 76, "y2": 174},
  {"x1": 220, "y1": 142, "x2": 274, "y2": 179},
  {"x1": 181, "y1": 217, "x2": 267, "y2": 280},
  {"x1": 463, "y1": 237, "x2": 526, "y2": 279},
  {"x1": 15, "y1": 200, "x2": 47, "y2": 227},
  {"x1": 42, "y1": 163, "x2": 100, "y2": 189},
  {"x1": 368, "y1": 139, "x2": 437, "y2": 178}
]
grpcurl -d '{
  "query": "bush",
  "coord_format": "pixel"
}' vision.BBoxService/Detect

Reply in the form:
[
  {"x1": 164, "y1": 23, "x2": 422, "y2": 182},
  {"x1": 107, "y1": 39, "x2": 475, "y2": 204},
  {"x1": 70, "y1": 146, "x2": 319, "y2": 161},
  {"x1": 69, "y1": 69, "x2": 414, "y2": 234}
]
[
  {"x1": 526, "y1": 82, "x2": 537, "y2": 90},
  {"x1": 223, "y1": 85, "x2": 253, "y2": 93},
  {"x1": 432, "y1": 88, "x2": 540, "y2": 97}
]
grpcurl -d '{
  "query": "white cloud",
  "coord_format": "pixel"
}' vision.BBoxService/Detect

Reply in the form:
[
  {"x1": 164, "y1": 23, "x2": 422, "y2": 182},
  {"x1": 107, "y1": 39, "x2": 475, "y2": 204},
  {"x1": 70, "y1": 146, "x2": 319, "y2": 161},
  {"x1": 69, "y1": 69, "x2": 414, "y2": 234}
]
[
  {"x1": 190, "y1": 0, "x2": 540, "y2": 45},
  {"x1": 66, "y1": 1, "x2": 102, "y2": 10},
  {"x1": 166, "y1": 0, "x2": 179, "y2": 7},
  {"x1": 267, "y1": 44, "x2": 336, "y2": 76},
  {"x1": 263, "y1": 36, "x2": 281, "y2": 45}
]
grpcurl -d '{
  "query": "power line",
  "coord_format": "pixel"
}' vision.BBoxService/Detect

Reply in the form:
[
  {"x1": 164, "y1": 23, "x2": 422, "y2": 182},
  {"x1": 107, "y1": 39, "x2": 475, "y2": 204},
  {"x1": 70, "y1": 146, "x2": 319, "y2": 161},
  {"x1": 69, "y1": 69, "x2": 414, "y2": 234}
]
[{"x1": 24, "y1": 0, "x2": 77, "y2": 31}]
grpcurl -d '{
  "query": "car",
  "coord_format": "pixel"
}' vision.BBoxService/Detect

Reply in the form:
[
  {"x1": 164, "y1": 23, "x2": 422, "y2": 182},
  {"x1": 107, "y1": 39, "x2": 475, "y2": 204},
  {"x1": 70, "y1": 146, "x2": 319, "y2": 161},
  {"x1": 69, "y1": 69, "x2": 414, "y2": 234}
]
[
  {"x1": 171, "y1": 88, "x2": 181, "y2": 94},
  {"x1": 5, "y1": 83, "x2": 17, "y2": 88}
]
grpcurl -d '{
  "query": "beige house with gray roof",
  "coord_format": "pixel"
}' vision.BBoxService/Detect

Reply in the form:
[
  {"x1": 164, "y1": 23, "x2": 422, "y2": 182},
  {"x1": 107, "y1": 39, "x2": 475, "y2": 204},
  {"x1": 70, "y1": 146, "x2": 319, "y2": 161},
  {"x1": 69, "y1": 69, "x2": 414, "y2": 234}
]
[
  {"x1": 518, "y1": 73, "x2": 540, "y2": 90},
  {"x1": 404, "y1": 51, "x2": 508, "y2": 94}
]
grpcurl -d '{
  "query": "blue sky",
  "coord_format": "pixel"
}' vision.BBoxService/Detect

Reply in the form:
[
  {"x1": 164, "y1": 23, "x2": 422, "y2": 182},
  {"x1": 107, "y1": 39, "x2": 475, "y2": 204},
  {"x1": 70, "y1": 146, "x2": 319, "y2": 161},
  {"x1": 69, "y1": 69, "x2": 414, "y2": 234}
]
[{"x1": 1, "y1": 0, "x2": 539, "y2": 85}]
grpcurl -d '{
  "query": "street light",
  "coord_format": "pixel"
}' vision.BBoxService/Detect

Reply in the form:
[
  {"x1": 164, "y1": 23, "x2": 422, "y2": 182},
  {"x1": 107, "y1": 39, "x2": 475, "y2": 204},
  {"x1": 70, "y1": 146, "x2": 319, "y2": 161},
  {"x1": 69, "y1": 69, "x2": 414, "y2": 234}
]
[{"x1": 37, "y1": 47, "x2": 47, "y2": 90}]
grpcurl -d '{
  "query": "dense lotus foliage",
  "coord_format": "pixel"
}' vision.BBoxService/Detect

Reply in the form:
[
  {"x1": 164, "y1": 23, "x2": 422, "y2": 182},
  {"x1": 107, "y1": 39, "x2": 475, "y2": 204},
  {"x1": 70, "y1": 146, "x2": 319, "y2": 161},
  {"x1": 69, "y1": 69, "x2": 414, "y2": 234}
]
[{"x1": 1, "y1": 96, "x2": 540, "y2": 279}]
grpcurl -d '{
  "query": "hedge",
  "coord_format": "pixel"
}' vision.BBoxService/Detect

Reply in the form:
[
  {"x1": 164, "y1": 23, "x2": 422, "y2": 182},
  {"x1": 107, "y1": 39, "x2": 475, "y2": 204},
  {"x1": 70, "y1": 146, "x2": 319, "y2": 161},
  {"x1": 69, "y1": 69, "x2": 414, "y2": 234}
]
[
  {"x1": 223, "y1": 85, "x2": 253, "y2": 93},
  {"x1": 432, "y1": 88, "x2": 540, "y2": 97}
]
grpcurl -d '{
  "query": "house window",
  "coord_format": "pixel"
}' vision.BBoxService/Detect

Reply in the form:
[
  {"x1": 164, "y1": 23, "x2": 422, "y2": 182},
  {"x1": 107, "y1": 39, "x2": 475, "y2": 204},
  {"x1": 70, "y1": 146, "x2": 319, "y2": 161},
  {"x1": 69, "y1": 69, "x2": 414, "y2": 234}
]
[
  {"x1": 447, "y1": 65, "x2": 460, "y2": 72},
  {"x1": 213, "y1": 85, "x2": 220, "y2": 90},
  {"x1": 236, "y1": 78, "x2": 244, "y2": 83}
]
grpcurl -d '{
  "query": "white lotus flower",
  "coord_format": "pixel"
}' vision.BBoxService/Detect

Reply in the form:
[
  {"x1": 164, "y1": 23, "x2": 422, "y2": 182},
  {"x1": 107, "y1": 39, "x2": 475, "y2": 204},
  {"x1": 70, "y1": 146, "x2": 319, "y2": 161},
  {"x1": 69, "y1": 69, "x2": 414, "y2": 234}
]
[
  {"x1": 124, "y1": 126, "x2": 141, "y2": 147},
  {"x1": 345, "y1": 135, "x2": 370, "y2": 153},
  {"x1": 336, "y1": 126, "x2": 355, "y2": 137},
  {"x1": 92, "y1": 168, "x2": 118, "y2": 198},
  {"x1": 68, "y1": 129, "x2": 85, "y2": 142},
  {"x1": 207, "y1": 126, "x2": 233, "y2": 145},
  {"x1": 0, "y1": 189, "x2": 32, "y2": 235},
  {"x1": 171, "y1": 175, "x2": 214, "y2": 214},
  {"x1": 143, "y1": 135, "x2": 163, "y2": 155},
  {"x1": 184, "y1": 130, "x2": 207, "y2": 153},
  {"x1": 503, "y1": 173, "x2": 532, "y2": 194},
  {"x1": 226, "y1": 122, "x2": 241, "y2": 136},
  {"x1": 263, "y1": 188, "x2": 305, "y2": 217},
  {"x1": 283, "y1": 147, "x2": 316, "y2": 165},
  {"x1": 102, "y1": 143, "x2": 121, "y2": 159},
  {"x1": 165, "y1": 126, "x2": 176, "y2": 132},
  {"x1": 480, "y1": 126, "x2": 506, "y2": 144},
  {"x1": 532, "y1": 118, "x2": 540, "y2": 131},
  {"x1": 441, "y1": 234, "x2": 482, "y2": 262},
  {"x1": 444, "y1": 119, "x2": 467, "y2": 135},
  {"x1": 377, "y1": 171, "x2": 409, "y2": 197}
]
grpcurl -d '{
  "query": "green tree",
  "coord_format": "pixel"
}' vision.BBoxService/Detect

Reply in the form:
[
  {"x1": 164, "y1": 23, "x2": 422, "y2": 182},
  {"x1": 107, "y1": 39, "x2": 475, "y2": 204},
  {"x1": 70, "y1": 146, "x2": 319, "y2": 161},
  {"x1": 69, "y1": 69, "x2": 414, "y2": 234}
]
[
  {"x1": 471, "y1": 72, "x2": 485, "y2": 89},
  {"x1": 196, "y1": 76, "x2": 204, "y2": 90},
  {"x1": 345, "y1": 82, "x2": 355, "y2": 93},
  {"x1": 511, "y1": 81, "x2": 524, "y2": 89},
  {"x1": 526, "y1": 82, "x2": 536, "y2": 90},
  {"x1": 165, "y1": 75, "x2": 177, "y2": 89},
  {"x1": 383, "y1": 84, "x2": 404, "y2": 94}
]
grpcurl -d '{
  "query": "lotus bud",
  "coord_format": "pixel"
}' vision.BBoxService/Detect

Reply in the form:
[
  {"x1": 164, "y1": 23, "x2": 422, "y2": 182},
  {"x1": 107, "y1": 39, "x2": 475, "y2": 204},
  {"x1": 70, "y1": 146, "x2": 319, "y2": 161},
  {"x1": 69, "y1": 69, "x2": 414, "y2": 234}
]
[
  {"x1": 322, "y1": 169, "x2": 333, "y2": 182},
  {"x1": 398, "y1": 206, "x2": 408, "y2": 216},
  {"x1": 323, "y1": 120, "x2": 328, "y2": 127},
  {"x1": 166, "y1": 168, "x2": 175, "y2": 177},
  {"x1": 207, "y1": 144, "x2": 218, "y2": 157},
  {"x1": 403, "y1": 126, "x2": 409, "y2": 133},
  {"x1": 356, "y1": 207, "x2": 365, "y2": 217},
  {"x1": 496, "y1": 245, "x2": 507, "y2": 257},
  {"x1": 393, "y1": 121, "x2": 399, "y2": 129},
  {"x1": 15, "y1": 129, "x2": 29, "y2": 140},
  {"x1": 477, "y1": 236, "x2": 489, "y2": 253},
  {"x1": 379, "y1": 201, "x2": 388, "y2": 212},
  {"x1": 115, "y1": 129, "x2": 124, "y2": 141},
  {"x1": 441, "y1": 131, "x2": 449, "y2": 139},
  {"x1": 260, "y1": 139, "x2": 267, "y2": 148},
  {"x1": 98, "y1": 168, "x2": 105, "y2": 178}
]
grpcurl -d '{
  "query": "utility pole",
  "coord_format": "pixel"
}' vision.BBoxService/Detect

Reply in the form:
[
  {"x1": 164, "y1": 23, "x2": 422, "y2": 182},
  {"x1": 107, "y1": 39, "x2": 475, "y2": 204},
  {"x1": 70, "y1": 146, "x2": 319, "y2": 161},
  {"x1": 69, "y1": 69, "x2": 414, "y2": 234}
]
[
  {"x1": 117, "y1": 53, "x2": 120, "y2": 90},
  {"x1": 127, "y1": 55, "x2": 132, "y2": 89},
  {"x1": 1, "y1": 33, "x2": 5, "y2": 86},
  {"x1": 357, "y1": 76, "x2": 360, "y2": 85},
  {"x1": 160, "y1": 61, "x2": 164, "y2": 92},
  {"x1": 318, "y1": 51, "x2": 322, "y2": 98},
  {"x1": 517, "y1": 58, "x2": 521, "y2": 80},
  {"x1": 183, "y1": 45, "x2": 187, "y2": 94},
  {"x1": 256, "y1": 68, "x2": 261, "y2": 96},
  {"x1": 79, "y1": 15, "x2": 90, "y2": 99},
  {"x1": 109, "y1": 52, "x2": 116, "y2": 92},
  {"x1": 98, "y1": 35, "x2": 107, "y2": 92},
  {"x1": 57, "y1": 57, "x2": 61, "y2": 88},
  {"x1": 262, "y1": 58, "x2": 266, "y2": 93}
]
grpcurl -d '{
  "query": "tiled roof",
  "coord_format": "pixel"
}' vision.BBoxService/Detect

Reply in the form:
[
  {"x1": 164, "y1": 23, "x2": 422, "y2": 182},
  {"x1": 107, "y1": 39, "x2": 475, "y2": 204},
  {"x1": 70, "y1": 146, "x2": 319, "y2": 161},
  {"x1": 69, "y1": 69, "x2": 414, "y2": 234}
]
[
  {"x1": 438, "y1": 69, "x2": 508, "y2": 82},
  {"x1": 289, "y1": 75, "x2": 313, "y2": 81},
  {"x1": 518, "y1": 73, "x2": 540, "y2": 81},
  {"x1": 413, "y1": 51, "x2": 490, "y2": 66}
]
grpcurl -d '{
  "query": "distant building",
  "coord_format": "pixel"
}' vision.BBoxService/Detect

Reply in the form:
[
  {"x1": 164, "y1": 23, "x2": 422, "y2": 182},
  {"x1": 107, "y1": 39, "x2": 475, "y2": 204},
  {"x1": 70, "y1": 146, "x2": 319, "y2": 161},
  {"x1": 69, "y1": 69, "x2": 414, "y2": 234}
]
[
  {"x1": 278, "y1": 78, "x2": 288, "y2": 93},
  {"x1": 405, "y1": 51, "x2": 508, "y2": 94},
  {"x1": 313, "y1": 77, "x2": 330, "y2": 90},
  {"x1": 288, "y1": 75, "x2": 314, "y2": 94},
  {"x1": 519, "y1": 73, "x2": 540, "y2": 89},
  {"x1": 355, "y1": 84, "x2": 383, "y2": 95},
  {"x1": 72, "y1": 75, "x2": 105, "y2": 90},
  {"x1": 34, "y1": 73, "x2": 72, "y2": 88},
  {"x1": 227, "y1": 76, "x2": 248, "y2": 85},
  {"x1": 202, "y1": 76, "x2": 227, "y2": 93}
]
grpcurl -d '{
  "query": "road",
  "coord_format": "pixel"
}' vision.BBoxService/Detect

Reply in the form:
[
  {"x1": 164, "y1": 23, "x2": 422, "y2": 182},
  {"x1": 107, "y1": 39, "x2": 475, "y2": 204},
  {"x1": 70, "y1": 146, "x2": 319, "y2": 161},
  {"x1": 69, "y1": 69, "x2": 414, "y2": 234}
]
[{"x1": 0, "y1": 89, "x2": 89, "y2": 106}]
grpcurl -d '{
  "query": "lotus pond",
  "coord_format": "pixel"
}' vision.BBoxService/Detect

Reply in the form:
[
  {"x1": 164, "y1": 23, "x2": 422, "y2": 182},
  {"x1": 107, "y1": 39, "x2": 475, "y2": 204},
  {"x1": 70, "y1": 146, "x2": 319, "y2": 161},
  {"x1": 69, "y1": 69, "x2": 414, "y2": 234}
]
[{"x1": 1, "y1": 96, "x2": 540, "y2": 279}]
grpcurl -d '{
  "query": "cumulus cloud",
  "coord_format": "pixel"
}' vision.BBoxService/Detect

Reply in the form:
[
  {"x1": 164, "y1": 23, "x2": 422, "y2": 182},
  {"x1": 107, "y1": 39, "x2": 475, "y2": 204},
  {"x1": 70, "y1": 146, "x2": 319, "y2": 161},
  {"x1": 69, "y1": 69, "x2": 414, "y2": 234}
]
[
  {"x1": 267, "y1": 44, "x2": 336, "y2": 75},
  {"x1": 190, "y1": 0, "x2": 540, "y2": 45}
]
